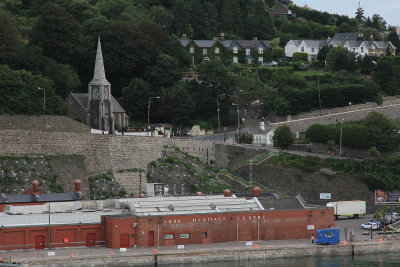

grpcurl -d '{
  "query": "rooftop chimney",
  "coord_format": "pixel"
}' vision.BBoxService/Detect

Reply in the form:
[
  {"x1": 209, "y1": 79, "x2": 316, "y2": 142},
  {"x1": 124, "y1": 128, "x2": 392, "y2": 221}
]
[
  {"x1": 260, "y1": 122, "x2": 265, "y2": 131},
  {"x1": 224, "y1": 189, "x2": 231, "y2": 197},
  {"x1": 182, "y1": 33, "x2": 187, "y2": 40},
  {"x1": 32, "y1": 180, "x2": 40, "y2": 195},
  {"x1": 139, "y1": 193, "x2": 146, "y2": 198},
  {"x1": 254, "y1": 37, "x2": 258, "y2": 40},
  {"x1": 196, "y1": 192, "x2": 203, "y2": 196},
  {"x1": 253, "y1": 187, "x2": 261, "y2": 197}
]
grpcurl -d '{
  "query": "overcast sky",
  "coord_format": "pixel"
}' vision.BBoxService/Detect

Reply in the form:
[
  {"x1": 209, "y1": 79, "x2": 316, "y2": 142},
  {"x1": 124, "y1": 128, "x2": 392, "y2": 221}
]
[{"x1": 291, "y1": 0, "x2": 400, "y2": 27}]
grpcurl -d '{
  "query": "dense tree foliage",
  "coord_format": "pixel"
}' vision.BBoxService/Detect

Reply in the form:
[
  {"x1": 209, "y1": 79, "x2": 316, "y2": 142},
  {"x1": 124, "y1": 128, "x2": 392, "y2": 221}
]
[
  {"x1": 305, "y1": 112, "x2": 400, "y2": 152},
  {"x1": 272, "y1": 125, "x2": 295, "y2": 151}
]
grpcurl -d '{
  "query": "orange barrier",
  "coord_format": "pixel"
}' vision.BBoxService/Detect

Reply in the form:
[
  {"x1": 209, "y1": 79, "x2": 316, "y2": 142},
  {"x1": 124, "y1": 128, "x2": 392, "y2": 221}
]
[
  {"x1": 153, "y1": 248, "x2": 157, "y2": 254},
  {"x1": 69, "y1": 254, "x2": 74, "y2": 258},
  {"x1": 254, "y1": 244, "x2": 259, "y2": 249},
  {"x1": 379, "y1": 238, "x2": 383, "y2": 242},
  {"x1": 343, "y1": 240, "x2": 347, "y2": 244}
]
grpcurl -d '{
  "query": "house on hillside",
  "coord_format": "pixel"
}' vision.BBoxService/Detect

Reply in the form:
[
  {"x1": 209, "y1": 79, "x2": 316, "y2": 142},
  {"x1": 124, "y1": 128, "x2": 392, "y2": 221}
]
[
  {"x1": 285, "y1": 40, "x2": 327, "y2": 62},
  {"x1": 66, "y1": 38, "x2": 129, "y2": 131},
  {"x1": 285, "y1": 32, "x2": 395, "y2": 62},
  {"x1": 245, "y1": 122, "x2": 275, "y2": 146},
  {"x1": 180, "y1": 34, "x2": 272, "y2": 65},
  {"x1": 271, "y1": 5, "x2": 294, "y2": 17}
]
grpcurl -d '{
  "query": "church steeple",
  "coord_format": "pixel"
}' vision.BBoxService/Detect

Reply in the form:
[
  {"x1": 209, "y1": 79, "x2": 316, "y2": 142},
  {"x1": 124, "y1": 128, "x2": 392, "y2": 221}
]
[{"x1": 89, "y1": 36, "x2": 110, "y2": 86}]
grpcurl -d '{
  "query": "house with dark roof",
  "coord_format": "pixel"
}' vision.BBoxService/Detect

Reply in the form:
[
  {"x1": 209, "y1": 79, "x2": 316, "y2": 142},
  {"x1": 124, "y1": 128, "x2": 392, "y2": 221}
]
[
  {"x1": 181, "y1": 34, "x2": 272, "y2": 65},
  {"x1": 271, "y1": 5, "x2": 294, "y2": 17},
  {"x1": 66, "y1": 38, "x2": 129, "y2": 130},
  {"x1": 285, "y1": 32, "x2": 396, "y2": 62}
]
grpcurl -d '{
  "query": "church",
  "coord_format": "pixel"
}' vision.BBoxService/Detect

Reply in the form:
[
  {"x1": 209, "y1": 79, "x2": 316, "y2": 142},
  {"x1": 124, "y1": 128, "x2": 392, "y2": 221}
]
[{"x1": 66, "y1": 38, "x2": 129, "y2": 132}]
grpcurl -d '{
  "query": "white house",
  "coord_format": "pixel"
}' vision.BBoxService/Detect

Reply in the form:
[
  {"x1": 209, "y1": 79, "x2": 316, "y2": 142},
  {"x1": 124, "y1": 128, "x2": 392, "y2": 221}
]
[
  {"x1": 246, "y1": 122, "x2": 275, "y2": 146},
  {"x1": 285, "y1": 40, "x2": 326, "y2": 62}
]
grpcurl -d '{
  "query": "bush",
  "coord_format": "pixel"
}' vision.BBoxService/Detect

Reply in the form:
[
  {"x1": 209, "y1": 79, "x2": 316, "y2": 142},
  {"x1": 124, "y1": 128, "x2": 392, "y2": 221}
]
[
  {"x1": 114, "y1": 122, "x2": 122, "y2": 132},
  {"x1": 292, "y1": 52, "x2": 308, "y2": 62},
  {"x1": 272, "y1": 47, "x2": 284, "y2": 59},
  {"x1": 240, "y1": 132, "x2": 253, "y2": 144},
  {"x1": 292, "y1": 61, "x2": 309, "y2": 71}
]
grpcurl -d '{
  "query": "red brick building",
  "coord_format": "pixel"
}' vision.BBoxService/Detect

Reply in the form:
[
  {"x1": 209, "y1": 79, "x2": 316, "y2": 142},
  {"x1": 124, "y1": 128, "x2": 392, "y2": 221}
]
[{"x1": 0, "y1": 193, "x2": 334, "y2": 250}]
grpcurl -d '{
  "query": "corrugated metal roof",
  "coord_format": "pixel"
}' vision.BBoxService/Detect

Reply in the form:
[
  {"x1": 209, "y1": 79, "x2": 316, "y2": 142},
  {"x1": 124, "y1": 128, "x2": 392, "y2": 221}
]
[{"x1": 117, "y1": 195, "x2": 264, "y2": 216}]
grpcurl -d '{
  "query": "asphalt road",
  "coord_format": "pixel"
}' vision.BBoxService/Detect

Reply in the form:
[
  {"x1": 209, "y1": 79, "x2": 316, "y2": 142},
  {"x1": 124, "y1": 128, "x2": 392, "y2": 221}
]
[{"x1": 192, "y1": 131, "x2": 235, "y2": 142}]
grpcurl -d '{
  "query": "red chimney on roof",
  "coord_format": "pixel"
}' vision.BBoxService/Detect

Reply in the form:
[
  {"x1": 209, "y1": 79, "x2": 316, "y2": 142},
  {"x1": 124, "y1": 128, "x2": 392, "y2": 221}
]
[
  {"x1": 32, "y1": 180, "x2": 40, "y2": 195},
  {"x1": 224, "y1": 189, "x2": 231, "y2": 197},
  {"x1": 253, "y1": 187, "x2": 261, "y2": 197}
]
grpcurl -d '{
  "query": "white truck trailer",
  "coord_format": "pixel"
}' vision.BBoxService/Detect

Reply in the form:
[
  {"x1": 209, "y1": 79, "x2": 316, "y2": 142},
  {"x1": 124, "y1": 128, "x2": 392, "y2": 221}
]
[{"x1": 326, "y1": 200, "x2": 366, "y2": 219}]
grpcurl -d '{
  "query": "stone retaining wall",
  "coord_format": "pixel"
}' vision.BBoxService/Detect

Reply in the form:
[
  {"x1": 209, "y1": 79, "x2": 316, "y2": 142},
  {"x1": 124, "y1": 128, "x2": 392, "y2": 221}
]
[{"x1": 0, "y1": 130, "x2": 215, "y2": 195}]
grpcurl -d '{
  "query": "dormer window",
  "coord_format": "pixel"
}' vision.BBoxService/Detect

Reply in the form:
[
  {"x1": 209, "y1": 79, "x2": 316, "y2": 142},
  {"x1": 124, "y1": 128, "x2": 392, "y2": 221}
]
[
  {"x1": 246, "y1": 48, "x2": 250, "y2": 55},
  {"x1": 301, "y1": 46, "x2": 304, "y2": 52},
  {"x1": 258, "y1": 48, "x2": 263, "y2": 54},
  {"x1": 361, "y1": 47, "x2": 364, "y2": 53},
  {"x1": 190, "y1": 46, "x2": 194, "y2": 53},
  {"x1": 215, "y1": 47, "x2": 220, "y2": 54},
  {"x1": 311, "y1": 48, "x2": 315, "y2": 53},
  {"x1": 203, "y1": 48, "x2": 207, "y2": 55},
  {"x1": 233, "y1": 47, "x2": 238, "y2": 54}
]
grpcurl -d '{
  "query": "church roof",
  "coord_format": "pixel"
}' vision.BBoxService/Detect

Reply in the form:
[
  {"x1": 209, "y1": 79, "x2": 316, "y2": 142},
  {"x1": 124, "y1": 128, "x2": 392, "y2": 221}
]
[
  {"x1": 89, "y1": 37, "x2": 111, "y2": 86},
  {"x1": 71, "y1": 93, "x2": 126, "y2": 113}
]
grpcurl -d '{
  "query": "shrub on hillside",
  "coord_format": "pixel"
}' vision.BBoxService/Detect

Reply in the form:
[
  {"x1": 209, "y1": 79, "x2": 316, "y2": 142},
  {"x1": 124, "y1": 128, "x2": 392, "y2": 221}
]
[{"x1": 292, "y1": 52, "x2": 308, "y2": 62}]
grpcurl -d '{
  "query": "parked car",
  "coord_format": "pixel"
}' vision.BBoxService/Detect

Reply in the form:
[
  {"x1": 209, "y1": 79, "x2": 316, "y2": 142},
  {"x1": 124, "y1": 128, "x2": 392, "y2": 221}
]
[
  {"x1": 361, "y1": 221, "x2": 380, "y2": 230},
  {"x1": 385, "y1": 214, "x2": 396, "y2": 224},
  {"x1": 387, "y1": 212, "x2": 399, "y2": 221},
  {"x1": 262, "y1": 61, "x2": 277, "y2": 67}
]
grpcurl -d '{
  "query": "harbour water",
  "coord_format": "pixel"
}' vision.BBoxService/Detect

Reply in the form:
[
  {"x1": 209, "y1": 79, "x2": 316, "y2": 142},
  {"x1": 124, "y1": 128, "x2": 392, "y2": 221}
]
[{"x1": 160, "y1": 252, "x2": 400, "y2": 267}]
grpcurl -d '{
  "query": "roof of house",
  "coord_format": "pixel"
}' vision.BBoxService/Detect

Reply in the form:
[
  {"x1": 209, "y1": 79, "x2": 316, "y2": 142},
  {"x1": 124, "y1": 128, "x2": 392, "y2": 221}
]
[
  {"x1": 71, "y1": 93, "x2": 126, "y2": 113},
  {"x1": 332, "y1": 32, "x2": 364, "y2": 41},
  {"x1": 287, "y1": 40, "x2": 326, "y2": 48},
  {"x1": 374, "y1": 41, "x2": 393, "y2": 49},
  {"x1": 271, "y1": 5, "x2": 292, "y2": 15},
  {"x1": 193, "y1": 40, "x2": 217, "y2": 48}
]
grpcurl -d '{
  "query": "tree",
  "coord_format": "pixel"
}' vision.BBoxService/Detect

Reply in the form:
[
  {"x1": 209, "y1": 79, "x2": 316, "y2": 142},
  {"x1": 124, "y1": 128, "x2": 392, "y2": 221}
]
[
  {"x1": 338, "y1": 22, "x2": 354, "y2": 33},
  {"x1": 0, "y1": 10, "x2": 20, "y2": 64},
  {"x1": 276, "y1": 0, "x2": 293, "y2": 5},
  {"x1": 364, "y1": 111, "x2": 400, "y2": 151},
  {"x1": 374, "y1": 57, "x2": 394, "y2": 92},
  {"x1": 326, "y1": 46, "x2": 356, "y2": 72},
  {"x1": 317, "y1": 45, "x2": 331, "y2": 67},
  {"x1": 360, "y1": 55, "x2": 374, "y2": 74},
  {"x1": 31, "y1": 3, "x2": 83, "y2": 64},
  {"x1": 355, "y1": 6, "x2": 365, "y2": 28},
  {"x1": 272, "y1": 125, "x2": 295, "y2": 151},
  {"x1": 387, "y1": 31, "x2": 400, "y2": 55},
  {"x1": 292, "y1": 52, "x2": 308, "y2": 62}
]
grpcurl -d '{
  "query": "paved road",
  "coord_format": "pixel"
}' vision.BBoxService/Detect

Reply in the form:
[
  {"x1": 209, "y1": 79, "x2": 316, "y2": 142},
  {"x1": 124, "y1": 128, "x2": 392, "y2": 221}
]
[{"x1": 192, "y1": 131, "x2": 235, "y2": 142}]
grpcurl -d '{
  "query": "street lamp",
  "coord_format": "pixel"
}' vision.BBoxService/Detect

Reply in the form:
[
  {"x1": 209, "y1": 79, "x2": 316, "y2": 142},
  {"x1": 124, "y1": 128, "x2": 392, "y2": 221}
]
[
  {"x1": 38, "y1": 87, "x2": 46, "y2": 115},
  {"x1": 232, "y1": 103, "x2": 239, "y2": 142},
  {"x1": 339, "y1": 119, "x2": 344, "y2": 158},
  {"x1": 217, "y1": 94, "x2": 225, "y2": 133},
  {"x1": 147, "y1": 96, "x2": 160, "y2": 131}
]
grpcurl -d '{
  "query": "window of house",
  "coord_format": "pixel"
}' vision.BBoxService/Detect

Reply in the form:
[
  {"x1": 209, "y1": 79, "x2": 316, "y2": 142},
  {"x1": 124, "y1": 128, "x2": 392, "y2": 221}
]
[
  {"x1": 301, "y1": 46, "x2": 304, "y2": 52},
  {"x1": 201, "y1": 232, "x2": 208, "y2": 238},
  {"x1": 215, "y1": 47, "x2": 220, "y2": 54},
  {"x1": 258, "y1": 48, "x2": 263, "y2": 54},
  {"x1": 327, "y1": 231, "x2": 333, "y2": 237},
  {"x1": 203, "y1": 48, "x2": 207, "y2": 55},
  {"x1": 233, "y1": 47, "x2": 238, "y2": 54},
  {"x1": 203, "y1": 57, "x2": 210, "y2": 61},
  {"x1": 233, "y1": 56, "x2": 238, "y2": 63},
  {"x1": 246, "y1": 48, "x2": 250, "y2": 55},
  {"x1": 190, "y1": 46, "x2": 194, "y2": 54},
  {"x1": 311, "y1": 48, "x2": 315, "y2": 53},
  {"x1": 353, "y1": 48, "x2": 356, "y2": 52},
  {"x1": 361, "y1": 47, "x2": 364, "y2": 53},
  {"x1": 180, "y1": 233, "x2": 190, "y2": 239},
  {"x1": 164, "y1": 234, "x2": 174, "y2": 239},
  {"x1": 247, "y1": 58, "x2": 252, "y2": 64},
  {"x1": 258, "y1": 57, "x2": 263, "y2": 64}
]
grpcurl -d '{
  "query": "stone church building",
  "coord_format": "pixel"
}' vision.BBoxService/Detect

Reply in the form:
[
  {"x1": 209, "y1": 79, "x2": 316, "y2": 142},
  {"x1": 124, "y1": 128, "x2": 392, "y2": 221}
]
[{"x1": 66, "y1": 38, "x2": 129, "y2": 132}]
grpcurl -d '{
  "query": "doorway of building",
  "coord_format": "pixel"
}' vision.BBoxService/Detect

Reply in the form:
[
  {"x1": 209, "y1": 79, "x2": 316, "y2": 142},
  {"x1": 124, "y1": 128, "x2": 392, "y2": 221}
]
[
  {"x1": 35, "y1": 235, "x2": 45, "y2": 250},
  {"x1": 148, "y1": 231, "x2": 154, "y2": 247},
  {"x1": 86, "y1": 233, "x2": 96, "y2": 247},
  {"x1": 120, "y1": 234, "x2": 129, "y2": 248}
]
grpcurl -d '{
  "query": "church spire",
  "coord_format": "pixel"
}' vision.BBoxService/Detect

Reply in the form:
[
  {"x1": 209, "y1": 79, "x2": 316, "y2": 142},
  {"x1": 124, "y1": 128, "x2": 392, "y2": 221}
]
[{"x1": 89, "y1": 36, "x2": 110, "y2": 86}]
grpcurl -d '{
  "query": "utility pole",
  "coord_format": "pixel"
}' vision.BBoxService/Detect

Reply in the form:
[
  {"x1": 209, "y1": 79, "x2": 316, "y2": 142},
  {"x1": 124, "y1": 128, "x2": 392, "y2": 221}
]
[
  {"x1": 232, "y1": 103, "x2": 239, "y2": 143},
  {"x1": 217, "y1": 94, "x2": 225, "y2": 133},
  {"x1": 339, "y1": 119, "x2": 344, "y2": 158}
]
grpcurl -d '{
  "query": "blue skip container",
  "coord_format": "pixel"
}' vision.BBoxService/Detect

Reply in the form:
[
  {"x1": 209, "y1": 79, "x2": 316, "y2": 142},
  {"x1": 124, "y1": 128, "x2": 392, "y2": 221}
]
[{"x1": 315, "y1": 228, "x2": 340, "y2": 245}]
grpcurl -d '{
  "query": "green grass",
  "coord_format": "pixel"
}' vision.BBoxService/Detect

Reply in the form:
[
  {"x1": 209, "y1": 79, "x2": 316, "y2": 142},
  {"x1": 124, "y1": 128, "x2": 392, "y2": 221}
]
[{"x1": 293, "y1": 70, "x2": 326, "y2": 77}]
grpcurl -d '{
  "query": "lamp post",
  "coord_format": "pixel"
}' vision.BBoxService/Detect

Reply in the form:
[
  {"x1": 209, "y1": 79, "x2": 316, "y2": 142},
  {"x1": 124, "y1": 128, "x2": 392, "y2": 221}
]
[
  {"x1": 217, "y1": 94, "x2": 225, "y2": 133},
  {"x1": 339, "y1": 119, "x2": 344, "y2": 158},
  {"x1": 38, "y1": 87, "x2": 46, "y2": 115},
  {"x1": 232, "y1": 103, "x2": 239, "y2": 142},
  {"x1": 147, "y1": 96, "x2": 160, "y2": 132}
]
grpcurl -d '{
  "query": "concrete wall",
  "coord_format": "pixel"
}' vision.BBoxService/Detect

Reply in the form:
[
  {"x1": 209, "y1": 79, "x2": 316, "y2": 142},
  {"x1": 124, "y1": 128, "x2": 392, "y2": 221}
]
[{"x1": 269, "y1": 98, "x2": 400, "y2": 133}]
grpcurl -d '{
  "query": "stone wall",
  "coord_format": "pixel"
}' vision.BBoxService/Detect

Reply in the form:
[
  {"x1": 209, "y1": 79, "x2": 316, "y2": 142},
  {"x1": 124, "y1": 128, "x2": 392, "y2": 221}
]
[
  {"x1": 0, "y1": 130, "x2": 215, "y2": 195},
  {"x1": 269, "y1": 99, "x2": 400, "y2": 133}
]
